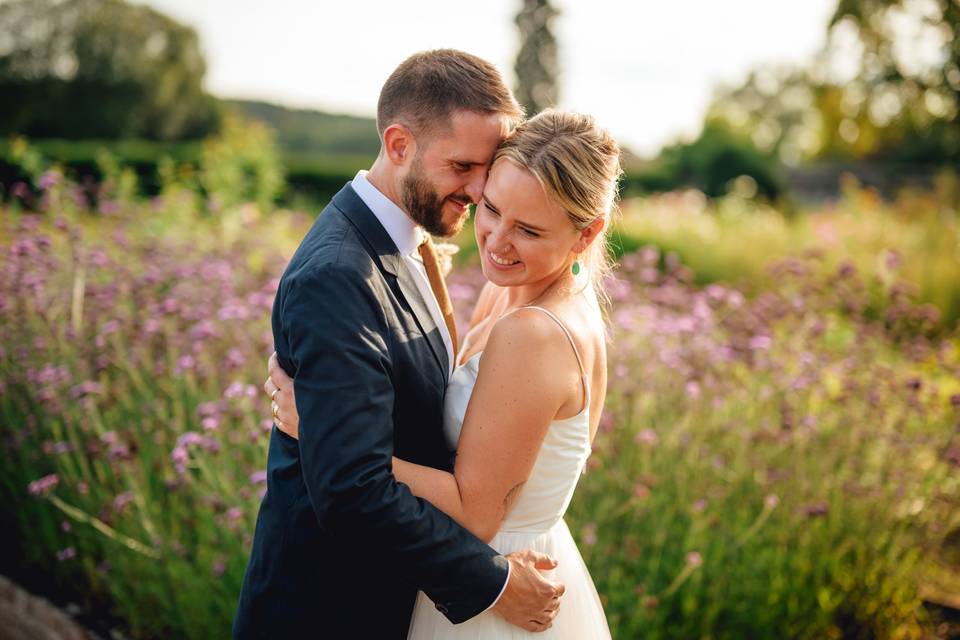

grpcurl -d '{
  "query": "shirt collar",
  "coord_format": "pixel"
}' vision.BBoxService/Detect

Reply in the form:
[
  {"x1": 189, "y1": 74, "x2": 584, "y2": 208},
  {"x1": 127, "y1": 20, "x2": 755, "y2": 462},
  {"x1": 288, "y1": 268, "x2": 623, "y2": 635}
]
[{"x1": 351, "y1": 170, "x2": 424, "y2": 255}]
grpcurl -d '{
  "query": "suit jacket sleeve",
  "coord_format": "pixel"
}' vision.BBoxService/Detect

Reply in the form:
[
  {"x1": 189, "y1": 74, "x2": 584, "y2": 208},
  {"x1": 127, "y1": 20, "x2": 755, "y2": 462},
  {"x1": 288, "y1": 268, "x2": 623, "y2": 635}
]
[{"x1": 280, "y1": 262, "x2": 509, "y2": 624}]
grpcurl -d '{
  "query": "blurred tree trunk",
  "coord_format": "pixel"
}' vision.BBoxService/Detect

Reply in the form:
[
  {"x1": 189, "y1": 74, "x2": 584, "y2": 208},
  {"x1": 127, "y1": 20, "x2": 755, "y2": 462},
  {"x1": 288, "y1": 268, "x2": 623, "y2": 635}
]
[{"x1": 513, "y1": 0, "x2": 560, "y2": 116}]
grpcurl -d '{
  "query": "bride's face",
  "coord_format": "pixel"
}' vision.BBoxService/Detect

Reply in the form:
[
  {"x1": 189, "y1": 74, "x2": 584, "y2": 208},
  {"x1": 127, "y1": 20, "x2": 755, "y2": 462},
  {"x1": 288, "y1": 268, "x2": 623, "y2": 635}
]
[{"x1": 475, "y1": 158, "x2": 584, "y2": 289}]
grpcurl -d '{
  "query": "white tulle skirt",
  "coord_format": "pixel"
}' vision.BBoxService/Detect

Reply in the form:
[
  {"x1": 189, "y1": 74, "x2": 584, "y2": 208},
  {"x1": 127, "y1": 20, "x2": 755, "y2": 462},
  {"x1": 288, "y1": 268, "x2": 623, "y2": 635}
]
[{"x1": 407, "y1": 519, "x2": 611, "y2": 639}]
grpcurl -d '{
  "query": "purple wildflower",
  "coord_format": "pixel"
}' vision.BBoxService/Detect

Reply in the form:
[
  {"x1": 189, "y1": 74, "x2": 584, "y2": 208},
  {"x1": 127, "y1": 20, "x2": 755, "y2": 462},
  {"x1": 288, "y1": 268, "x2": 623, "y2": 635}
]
[
  {"x1": 27, "y1": 474, "x2": 59, "y2": 496},
  {"x1": 113, "y1": 492, "x2": 134, "y2": 514},
  {"x1": 635, "y1": 429, "x2": 658, "y2": 446},
  {"x1": 224, "y1": 381, "x2": 245, "y2": 399},
  {"x1": 56, "y1": 547, "x2": 76, "y2": 562},
  {"x1": 37, "y1": 171, "x2": 61, "y2": 191},
  {"x1": 175, "y1": 355, "x2": 196, "y2": 374},
  {"x1": 582, "y1": 522, "x2": 598, "y2": 546},
  {"x1": 70, "y1": 381, "x2": 103, "y2": 398}
]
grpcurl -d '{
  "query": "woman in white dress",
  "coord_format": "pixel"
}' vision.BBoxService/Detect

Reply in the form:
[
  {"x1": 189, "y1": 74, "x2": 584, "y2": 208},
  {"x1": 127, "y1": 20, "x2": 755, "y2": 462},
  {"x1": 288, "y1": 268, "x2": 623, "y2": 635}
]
[{"x1": 267, "y1": 109, "x2": 619, "y2": 638}]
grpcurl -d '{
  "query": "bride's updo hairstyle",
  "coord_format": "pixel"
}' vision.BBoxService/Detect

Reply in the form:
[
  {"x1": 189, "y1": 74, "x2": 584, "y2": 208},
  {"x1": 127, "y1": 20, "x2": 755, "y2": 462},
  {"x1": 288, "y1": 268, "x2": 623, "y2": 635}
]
[{"x1": 493, "y1": 109, "x2": 622, "y2": 304}]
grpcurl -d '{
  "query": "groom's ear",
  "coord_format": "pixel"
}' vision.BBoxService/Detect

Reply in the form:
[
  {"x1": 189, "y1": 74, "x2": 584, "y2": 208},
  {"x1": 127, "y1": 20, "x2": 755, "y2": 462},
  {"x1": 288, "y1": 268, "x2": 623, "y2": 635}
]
[{"x1": 382, "y1": 123, "x2": 417, "y2": 167}]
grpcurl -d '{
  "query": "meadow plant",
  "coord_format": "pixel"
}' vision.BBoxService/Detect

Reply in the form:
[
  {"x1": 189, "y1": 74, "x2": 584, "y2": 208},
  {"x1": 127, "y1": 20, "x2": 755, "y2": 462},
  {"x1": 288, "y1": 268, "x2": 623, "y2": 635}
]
[
  {"x1": 1, "y1": 161, "x2": 958, "y2": 638},
  {"x1": 0, "y1": 168, "x2": 306, "y2": 637},
  {"x1": 616, "y1": 179, "x2": 960, "y2": 332},
  {"x1": 552, "y1": 248, "x2": 956, "y2": 638}
]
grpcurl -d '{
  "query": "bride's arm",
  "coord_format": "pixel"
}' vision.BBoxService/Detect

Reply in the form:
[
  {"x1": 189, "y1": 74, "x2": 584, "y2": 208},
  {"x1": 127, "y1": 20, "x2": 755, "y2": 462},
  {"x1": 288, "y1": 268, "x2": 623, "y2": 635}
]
[
  {"x1": 264, "y1": 310, "x2": 574, "y2": 543},
  {"x1": 393, "y1": 310, "x2": 572, "y2": 541}
]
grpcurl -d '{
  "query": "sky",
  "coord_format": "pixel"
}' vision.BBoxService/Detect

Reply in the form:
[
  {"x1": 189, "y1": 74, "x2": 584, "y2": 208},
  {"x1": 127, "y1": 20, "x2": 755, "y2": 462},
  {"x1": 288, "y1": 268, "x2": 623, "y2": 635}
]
[{"x1": 144, "y1": 0, "x2": 838, "y2": 157}]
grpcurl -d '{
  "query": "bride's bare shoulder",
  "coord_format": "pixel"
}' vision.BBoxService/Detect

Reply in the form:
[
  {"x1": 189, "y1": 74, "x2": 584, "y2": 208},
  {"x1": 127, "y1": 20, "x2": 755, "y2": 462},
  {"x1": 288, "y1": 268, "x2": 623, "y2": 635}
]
[{"x1": 485, "y1": 307, "x2": 573, "y2": 367}]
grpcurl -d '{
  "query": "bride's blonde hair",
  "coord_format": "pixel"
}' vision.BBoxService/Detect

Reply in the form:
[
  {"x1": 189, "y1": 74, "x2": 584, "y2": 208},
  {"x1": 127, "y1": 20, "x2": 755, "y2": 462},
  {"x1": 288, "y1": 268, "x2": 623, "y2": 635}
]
[{"x1": 493, "y1": 109, "x2": 622, "y2": 304}]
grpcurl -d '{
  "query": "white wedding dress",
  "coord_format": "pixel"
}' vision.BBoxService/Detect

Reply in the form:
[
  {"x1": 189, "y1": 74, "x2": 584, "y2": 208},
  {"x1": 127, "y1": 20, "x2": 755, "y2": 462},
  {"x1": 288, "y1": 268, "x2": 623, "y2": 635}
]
[{"x1": 407, "y1": 306, "x2": 611, "y2": 639}]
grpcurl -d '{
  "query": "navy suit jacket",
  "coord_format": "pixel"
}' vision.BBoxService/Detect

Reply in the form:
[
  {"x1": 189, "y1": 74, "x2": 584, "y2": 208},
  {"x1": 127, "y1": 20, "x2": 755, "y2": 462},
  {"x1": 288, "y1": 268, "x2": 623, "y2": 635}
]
[{"x1": 233, "y1": 184, "x2": 509, "y2": 639}]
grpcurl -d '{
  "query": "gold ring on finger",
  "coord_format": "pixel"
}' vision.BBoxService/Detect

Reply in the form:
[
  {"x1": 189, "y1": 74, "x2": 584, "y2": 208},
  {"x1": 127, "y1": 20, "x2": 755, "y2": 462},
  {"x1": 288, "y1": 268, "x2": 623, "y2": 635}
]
[{"x1": 271, "y1": 400, "x2": 280, "y2": 419}]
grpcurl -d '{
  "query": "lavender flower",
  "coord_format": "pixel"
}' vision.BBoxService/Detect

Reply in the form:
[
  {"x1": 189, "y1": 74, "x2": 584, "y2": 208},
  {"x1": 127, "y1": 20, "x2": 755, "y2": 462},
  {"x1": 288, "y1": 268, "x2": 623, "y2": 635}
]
[
  {"x1": 27, "y1": 474, "x2": 59, "y2": 496},
  {"x1": 56, "y1": 547, "x2": 76, "y2": 562}
]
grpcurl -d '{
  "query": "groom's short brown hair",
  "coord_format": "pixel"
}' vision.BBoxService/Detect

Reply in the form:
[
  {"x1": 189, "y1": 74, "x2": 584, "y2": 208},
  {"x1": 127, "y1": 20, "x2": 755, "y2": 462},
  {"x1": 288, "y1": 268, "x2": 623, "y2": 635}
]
[{"x1": 377, "y1": 49, "x2": 523, "y2": 142}]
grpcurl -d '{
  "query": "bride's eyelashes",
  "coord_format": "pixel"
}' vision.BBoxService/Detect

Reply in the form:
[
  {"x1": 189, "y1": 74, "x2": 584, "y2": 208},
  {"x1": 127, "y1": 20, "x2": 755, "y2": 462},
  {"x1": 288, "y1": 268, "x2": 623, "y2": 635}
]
[
  {"x1": 519, "y1": 226, "x2": 541, "y2": 238},
  {"x1": 480, "y1": 203, "x2": 543, "y2": 238}
]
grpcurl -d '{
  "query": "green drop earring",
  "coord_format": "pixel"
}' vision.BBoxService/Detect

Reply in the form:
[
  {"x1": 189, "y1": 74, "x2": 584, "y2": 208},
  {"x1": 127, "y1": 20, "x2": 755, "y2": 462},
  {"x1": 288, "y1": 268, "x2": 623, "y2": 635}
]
[{"x1": 571, "y1": 258, "x2": 581, "y2": 275}]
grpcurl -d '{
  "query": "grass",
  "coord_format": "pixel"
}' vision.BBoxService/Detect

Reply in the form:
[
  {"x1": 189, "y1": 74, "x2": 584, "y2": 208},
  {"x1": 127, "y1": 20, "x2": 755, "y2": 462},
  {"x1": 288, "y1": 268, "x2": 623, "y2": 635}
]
[{"x1": 0, "y1": 159, "x2": 958, "y2": 638}]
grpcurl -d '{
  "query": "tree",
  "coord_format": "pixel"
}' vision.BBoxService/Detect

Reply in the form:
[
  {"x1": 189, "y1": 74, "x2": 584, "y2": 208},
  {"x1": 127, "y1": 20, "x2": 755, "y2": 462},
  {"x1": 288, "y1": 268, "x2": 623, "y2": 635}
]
[
  {"x1": 0, "y1": 0, "x2": 220, "y2": 140},
  {"x1": 513, "y1": 0, "x2": 560, "y2": 115},
  {"x1": 822, "y1": 0, "x2": 959, "y2": 161},
  {"x1": 706, "y1": 67, "x2": 824, "y2": 165},
  {"x1": 703, "y1": 0, "x2": 959, "y2": 166},
  {"x1": 656, "y1": 122, "x2": 784, "y2": 199}
]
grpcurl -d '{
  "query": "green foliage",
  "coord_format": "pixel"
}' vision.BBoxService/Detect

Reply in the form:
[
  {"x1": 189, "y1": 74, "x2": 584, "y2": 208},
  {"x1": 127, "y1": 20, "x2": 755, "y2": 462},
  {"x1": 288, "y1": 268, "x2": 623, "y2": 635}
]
[
  {"x1": 614, "y1": 178, "x2": 960, "y2": 331},
  {"x1": 0, "y1": 137, "x2": 362, "y2": 206},
  {"x1": 636, "y1": 122, "x2": 784, "y2": 199},
  {"x1": 705, "y1": 0, "x2": 959, "y2": 167},
  {"x1": 199, "y1": 115, "x2": 285, "y2": 212},
  {"x1": 226, "y1": 100, "x2": 380, "y2": 156},
  {"x1": 1, "y1": 151, "x2": 958, "y2": 639},
  {"x1": 829, "y1": 0, "x2": 959, "y2": 143},
  {"x1": 0, "y1": 0, "x2": 220, "y2": 140}
]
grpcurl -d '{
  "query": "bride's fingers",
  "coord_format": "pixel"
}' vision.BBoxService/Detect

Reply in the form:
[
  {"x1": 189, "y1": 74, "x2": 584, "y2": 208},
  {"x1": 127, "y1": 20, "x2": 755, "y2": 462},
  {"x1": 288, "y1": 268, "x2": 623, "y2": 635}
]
[
  {"x1": 275, "y1": 417, "x2": 296, "y2": 437},
  {"x1": 276, "y1": 419, "x2": 291, "y2": 437},
  {"x1": 268, "y1": 352, "x2": 295, "y2": 390},
  {"x1": 268, "y1": 351, "x2": 279, "y2": 375},
  {"x1": 263, "y1": 376, "x2": 276, "y2": 398}
]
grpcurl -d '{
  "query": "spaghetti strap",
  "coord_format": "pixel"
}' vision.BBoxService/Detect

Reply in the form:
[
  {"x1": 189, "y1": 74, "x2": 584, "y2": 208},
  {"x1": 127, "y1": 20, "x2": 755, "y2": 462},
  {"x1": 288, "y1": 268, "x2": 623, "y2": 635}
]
[{"x1": 510, "y1": 305, "x2": 590, "y2": 412}]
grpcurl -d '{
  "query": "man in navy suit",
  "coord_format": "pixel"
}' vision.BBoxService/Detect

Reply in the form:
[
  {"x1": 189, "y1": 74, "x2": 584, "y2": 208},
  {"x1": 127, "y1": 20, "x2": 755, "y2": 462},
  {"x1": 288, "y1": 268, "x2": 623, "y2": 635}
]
[{"x1": 233, "y1": 50, "x2": 564, "y2": 638}]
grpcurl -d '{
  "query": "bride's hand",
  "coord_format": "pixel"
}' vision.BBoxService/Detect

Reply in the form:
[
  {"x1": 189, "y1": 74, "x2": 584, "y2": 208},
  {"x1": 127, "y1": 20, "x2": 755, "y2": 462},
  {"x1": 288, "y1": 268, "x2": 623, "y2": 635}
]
[{"x1": 264, "y1": 352, "x2": 300, "y2": 439}]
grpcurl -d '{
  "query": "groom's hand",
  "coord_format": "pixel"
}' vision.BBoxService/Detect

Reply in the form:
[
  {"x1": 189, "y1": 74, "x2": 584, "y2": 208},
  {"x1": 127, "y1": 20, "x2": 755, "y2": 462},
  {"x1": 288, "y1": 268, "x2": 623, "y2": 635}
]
[{"x1": 493, "y1": 550, "x2": 564, "y2": 632}]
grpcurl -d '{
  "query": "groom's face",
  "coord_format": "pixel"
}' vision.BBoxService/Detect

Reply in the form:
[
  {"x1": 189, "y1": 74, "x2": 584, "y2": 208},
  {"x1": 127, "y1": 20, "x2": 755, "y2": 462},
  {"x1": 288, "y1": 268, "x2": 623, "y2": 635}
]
[{"x1": 400, "y1": 110, "x2": 509, "y2": 238}]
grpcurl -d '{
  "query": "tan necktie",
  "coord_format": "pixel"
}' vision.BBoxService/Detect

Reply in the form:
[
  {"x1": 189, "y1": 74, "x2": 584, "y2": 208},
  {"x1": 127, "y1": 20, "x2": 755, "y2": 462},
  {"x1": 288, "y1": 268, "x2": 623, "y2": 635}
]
[{"x1": 417, "y1": 236, "x2": 459, "y2": 355}]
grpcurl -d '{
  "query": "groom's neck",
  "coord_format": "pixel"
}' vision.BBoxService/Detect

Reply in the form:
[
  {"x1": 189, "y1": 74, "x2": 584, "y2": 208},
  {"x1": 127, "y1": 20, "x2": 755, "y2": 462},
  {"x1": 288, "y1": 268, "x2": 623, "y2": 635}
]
[{"x1": 366, "y1": 159, "x2": 404, "y2": 212}]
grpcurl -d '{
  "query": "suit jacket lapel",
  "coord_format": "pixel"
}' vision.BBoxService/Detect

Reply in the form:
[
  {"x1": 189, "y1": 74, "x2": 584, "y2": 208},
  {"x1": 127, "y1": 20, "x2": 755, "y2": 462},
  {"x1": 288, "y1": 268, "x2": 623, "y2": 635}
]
[
  {"x1": 393, "y1": 260, "x2": 450, "y2": 378},
  {"x1": 332, "y1": 184, "x2": 450, "y2": 381}
]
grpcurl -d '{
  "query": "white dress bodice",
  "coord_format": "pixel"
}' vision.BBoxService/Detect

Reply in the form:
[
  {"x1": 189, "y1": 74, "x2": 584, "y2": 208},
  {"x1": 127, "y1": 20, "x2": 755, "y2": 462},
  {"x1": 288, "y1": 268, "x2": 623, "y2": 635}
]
[
  {"x1": 408, "y1": 305, "x2": 611, "y2": 639},
  {"x1": 441, "y1": 308, "x2": 592, "y2": 534}
]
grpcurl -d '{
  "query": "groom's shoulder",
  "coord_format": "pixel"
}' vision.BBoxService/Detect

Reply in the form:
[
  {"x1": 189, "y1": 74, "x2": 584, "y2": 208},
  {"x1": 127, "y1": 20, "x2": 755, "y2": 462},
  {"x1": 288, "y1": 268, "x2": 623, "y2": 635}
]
[{"x1": 283, "y1": 207, "x2": 380, "y2": 289}]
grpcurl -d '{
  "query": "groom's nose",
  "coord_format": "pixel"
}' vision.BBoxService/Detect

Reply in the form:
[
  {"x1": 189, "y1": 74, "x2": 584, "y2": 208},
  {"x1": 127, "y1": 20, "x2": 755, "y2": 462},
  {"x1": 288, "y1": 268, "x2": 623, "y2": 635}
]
[{"x1": 464, "y1": 171, "x2": 486, "y2": 205}]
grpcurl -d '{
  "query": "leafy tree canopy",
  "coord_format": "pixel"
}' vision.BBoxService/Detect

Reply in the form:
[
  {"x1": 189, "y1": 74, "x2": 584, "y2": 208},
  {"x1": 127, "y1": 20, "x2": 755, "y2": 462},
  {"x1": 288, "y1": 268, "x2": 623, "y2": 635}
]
[{"x1": 0, "y1": 0, "x2": 220, "y2": 140}]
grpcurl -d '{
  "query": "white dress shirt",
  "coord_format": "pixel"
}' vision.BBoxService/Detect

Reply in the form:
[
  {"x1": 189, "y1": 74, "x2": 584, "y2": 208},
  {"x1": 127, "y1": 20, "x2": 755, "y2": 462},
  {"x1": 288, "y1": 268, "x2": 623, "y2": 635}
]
[
  {"x1": 349, "y1": 171, "x2": 510, "y2": 615},
  {"x1": 351, "y1": 171, "x2": 454, "y2": 377}
]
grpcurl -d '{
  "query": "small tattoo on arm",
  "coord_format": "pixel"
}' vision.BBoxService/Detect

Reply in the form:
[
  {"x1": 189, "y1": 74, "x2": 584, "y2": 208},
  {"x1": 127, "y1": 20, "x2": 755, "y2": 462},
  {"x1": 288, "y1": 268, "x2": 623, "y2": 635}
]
[{"x1": 503, "y1": 482, "x2": 525, "y2": 513}]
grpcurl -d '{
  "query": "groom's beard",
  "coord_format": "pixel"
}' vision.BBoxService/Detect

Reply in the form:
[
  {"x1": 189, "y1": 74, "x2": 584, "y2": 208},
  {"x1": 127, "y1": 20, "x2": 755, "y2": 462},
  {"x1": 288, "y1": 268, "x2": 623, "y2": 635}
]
[{"x1": 400, "y1": 159, "x2": 468, "y2": 238}]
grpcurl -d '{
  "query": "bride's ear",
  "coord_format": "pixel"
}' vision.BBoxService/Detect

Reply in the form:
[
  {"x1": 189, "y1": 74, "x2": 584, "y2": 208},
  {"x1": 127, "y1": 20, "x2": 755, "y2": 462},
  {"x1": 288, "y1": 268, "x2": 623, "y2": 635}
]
[{"x1": 574, "y1": 217, "x2": 606, "y2": 253}]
